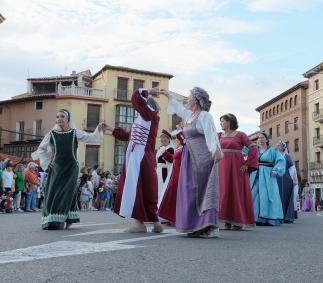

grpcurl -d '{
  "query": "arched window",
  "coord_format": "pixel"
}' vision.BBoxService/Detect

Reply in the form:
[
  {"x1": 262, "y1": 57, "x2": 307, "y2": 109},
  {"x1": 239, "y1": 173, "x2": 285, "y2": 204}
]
[
  {"x1": 266, "y1": 111, "x2": 268, "y2": 119},
  {"x1": 273, "y1": 106, "x2": 276, "y2": 115},
  {"x1": 262, "y1": 112, "x2": 265, "y2": 121},
  {"x1": 285, "y1": 100, "x2": 288, "y2": 110},
  {"x1": 289, "y1": 97, "x2": 293, "y2": 108},
  {"x1": 277, "y1": 104, "x2": 280, "y2": 114},
  {"x1": 269, "y1": 109, "x2": 272, "y2": 117},
  {"x1": 281, "y1": 103, "x2": 283, "y2": 112},
  {"x1": 294, "y1": 95, "x2": 298, "y2": 106}
]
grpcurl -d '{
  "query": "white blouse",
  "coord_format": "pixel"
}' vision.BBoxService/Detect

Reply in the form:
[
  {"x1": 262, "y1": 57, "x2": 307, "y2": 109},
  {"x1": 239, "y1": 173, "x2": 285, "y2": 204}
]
[
  {"x1": 31, "y1": 127, "x2": 102, "y2": 170},
  {"x1": 167, "y1": 96, "x2": 221, "y2": 156}
]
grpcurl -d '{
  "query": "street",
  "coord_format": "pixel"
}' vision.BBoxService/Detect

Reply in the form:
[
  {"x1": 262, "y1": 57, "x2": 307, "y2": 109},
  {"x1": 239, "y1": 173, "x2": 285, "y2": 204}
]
[{"x1": 0, "y1": 211, "x2": 322, "y2": 283}]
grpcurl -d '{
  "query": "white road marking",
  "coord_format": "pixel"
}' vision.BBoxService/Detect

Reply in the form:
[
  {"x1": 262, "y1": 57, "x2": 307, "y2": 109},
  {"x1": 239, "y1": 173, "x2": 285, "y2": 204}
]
[
  {"x1": 316, "y1": 213, "x2": 323, "y2": 217},
  {"x1": 0, "y1": 229, "x2": 180, "y2": 265}
]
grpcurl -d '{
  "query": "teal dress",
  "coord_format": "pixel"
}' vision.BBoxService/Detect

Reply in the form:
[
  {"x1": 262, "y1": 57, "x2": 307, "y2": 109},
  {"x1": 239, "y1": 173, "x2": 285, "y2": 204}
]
[
  {"x1": 32, "y1": 127, "x2": 102, "y2": 230},
  {"x1": 250, "y1": 147, "x2": 285, "y2": 226}
]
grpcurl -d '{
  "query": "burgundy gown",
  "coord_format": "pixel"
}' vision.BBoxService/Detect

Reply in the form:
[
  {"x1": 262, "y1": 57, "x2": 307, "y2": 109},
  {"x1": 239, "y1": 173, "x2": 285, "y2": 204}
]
[{"x1": 218, "y1": 131, "x2": 258, "y2": 226}]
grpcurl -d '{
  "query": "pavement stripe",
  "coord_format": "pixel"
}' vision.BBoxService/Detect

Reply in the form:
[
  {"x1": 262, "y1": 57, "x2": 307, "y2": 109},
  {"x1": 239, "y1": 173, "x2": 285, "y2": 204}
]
[
  {"x1": 0, "y1": 229, "x2": 179, "y2": 265},
  {"x1": 72, "y1": 222, "x2": 115, "y2": 227},
  {"x1": 316, "y1": 213, "x2": 323, "y2": 217}
]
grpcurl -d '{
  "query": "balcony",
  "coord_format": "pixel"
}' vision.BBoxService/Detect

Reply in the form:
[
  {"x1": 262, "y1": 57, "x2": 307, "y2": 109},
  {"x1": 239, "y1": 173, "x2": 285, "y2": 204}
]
[
  {"x1": 312, "y1": 109, "x2": 323, "y2": 122},
  {"x1": 313, "y1": 135, "x2": 323, "y2": 148},
  {"x1": 114, "y1": 88, "x2": 130, "y2": 101},
  {"x1": 309, "y1": 161, "x2": 323, "y2": 170},
  {"x1": 58, "y1": 85, "x2": 105, "y2": 98}
]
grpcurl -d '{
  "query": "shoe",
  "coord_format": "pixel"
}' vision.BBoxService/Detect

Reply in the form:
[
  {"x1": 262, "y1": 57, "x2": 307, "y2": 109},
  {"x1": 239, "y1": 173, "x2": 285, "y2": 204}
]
[
  {"x1": 152, "y1": 223, "x2": 164, "y2": 233},
  {"x1": 17, "y1": 208, "x2": 24, "y2": 213},
  {"x1": 231, "y1": 225, "x2": 242, "y2": 231},
  {"x1": 199, "y1": 228, "x2": 220, "y2": 238},
  {"x1": 25, "y1": 209, "x2": 32, "y2": 212},
  {"x1": 31, "y1": 208, "x2": 39, "y2": 212},
  {"x1": 224, "y1": 223, "x2": 232, "y2": 230},
  {"x1": 65, "y1": 223, "x2": 72, "y2": 229},
  {"x1": 125, "y1": 225, "x2": 147, "y2": 233}
]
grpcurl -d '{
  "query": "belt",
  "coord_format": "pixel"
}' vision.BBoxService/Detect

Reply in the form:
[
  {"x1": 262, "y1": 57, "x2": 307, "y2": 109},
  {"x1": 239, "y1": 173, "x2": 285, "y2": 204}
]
[{"x1": 259, "y1": 162, "x2": 273, "y2": 167}]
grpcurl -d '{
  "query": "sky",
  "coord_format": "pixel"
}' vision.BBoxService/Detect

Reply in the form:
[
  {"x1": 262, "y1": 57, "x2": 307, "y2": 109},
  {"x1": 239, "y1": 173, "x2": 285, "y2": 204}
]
[{"x1": 0, "y1": 0, "x2": 323, "y2": 134}]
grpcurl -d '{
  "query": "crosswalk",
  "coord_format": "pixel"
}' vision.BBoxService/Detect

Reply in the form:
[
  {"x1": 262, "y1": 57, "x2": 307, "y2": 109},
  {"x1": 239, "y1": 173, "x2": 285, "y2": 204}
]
[{"x1": 0, "y1": 223, "x2": 179, "y2": 265}]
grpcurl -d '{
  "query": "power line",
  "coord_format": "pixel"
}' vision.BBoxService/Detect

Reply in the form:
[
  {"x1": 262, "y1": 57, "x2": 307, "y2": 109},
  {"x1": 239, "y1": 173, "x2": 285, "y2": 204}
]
[{"x1": 0, "y1": 128, "x2": 44, "y2": 138}]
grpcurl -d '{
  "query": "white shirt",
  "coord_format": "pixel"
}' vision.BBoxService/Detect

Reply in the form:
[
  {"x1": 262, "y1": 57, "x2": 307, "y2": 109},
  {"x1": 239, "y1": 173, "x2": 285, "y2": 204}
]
[
  {"x1": 2, "y1": 170, "x2": 14, "y2": 188},
  {"x1": 167, "y1": 96, "x2": 221, "y2": 156}
]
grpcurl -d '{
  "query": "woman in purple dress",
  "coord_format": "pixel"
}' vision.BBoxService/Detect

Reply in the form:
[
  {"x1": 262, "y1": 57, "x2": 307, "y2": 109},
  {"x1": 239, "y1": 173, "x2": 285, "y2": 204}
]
[{"x1": 161, "y1": 87, "x2": 223, "y2": 238}]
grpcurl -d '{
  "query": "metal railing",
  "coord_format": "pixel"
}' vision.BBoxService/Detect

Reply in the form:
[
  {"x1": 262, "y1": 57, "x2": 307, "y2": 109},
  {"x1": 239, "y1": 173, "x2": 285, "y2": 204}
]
[
  {"x1": 313, "y1": 135, "x2": 323, "y2": 147},
  {"x1": 312, "y1": 109, "x2": 323, "y2": 122},
  {"x1": 309, "y1": 161, "x2": 323, "y2": 170}
]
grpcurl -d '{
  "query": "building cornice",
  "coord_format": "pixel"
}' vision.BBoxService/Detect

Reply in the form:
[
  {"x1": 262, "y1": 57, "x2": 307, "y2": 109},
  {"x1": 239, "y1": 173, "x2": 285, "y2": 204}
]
[
  {"x1": 303, "y1": 62, "x2": 323, "y2": 78},
  {"x1": 93, "y1": 64, "x2": 174, "y2": 79},
  {"x1": 0, "y1": 94, "x2": 56, "y2": 106},
  {"x1": 255, "y1": 81, "x2": 308, "y2": 112}
]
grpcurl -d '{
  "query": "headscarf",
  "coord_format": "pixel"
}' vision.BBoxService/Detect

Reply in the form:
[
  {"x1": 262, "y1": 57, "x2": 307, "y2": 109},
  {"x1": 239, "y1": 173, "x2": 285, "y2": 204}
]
[
  {"x1": 190, "y1": 87, "x2": 212, "y2": 112},
  {"x1": 53, "y1": 108, "x2": 76, "y2": 130},
  {"x1": 278, "y1": 140, "x2": 288, "y2": 154}
]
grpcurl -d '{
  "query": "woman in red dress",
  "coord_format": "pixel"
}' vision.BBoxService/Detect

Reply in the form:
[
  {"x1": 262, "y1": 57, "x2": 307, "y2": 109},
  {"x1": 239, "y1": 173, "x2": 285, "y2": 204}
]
[
  {"x1": 158, "y1": 130, "x2": 185, "y2": 224},
  {"x1": 218, "y1": 113, "x2": 258, "y2": 230}
]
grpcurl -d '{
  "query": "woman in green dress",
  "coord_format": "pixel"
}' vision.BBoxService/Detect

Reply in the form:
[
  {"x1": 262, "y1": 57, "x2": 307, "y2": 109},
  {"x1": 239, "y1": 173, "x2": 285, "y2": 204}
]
[{"x1": 32, "y1": 109, "x2": 104, "y2": 230}]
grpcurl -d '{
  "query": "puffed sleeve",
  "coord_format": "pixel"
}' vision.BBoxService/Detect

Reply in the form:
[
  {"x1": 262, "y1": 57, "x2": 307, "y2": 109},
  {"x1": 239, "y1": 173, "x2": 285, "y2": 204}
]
[
  {"x1": 167, "y1": 95, "x2": 192, "y2": 122},
  {"x1": 197, "y1": 111, "x2": 222, "y2": 157},
  {"x1": 31, "y1": 132, "x2": 52, "y2": 170},
  {"x1": 240, "y1": 132, "x2": 258, "y2": 172},
  {"x1": 76, "y1": 127, "x2": 103, "y2": 143},
  {"x1": 272, "y1": 149, "x2": 286, "y2": 176},
  {"x1": 131, "y1": 89, "x2": 156, "y2": 121}
]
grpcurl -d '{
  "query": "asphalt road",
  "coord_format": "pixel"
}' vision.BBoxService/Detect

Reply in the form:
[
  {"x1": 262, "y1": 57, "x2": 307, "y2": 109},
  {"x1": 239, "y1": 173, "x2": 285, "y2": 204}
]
[{"x1": 0, "y1": 210, "x2": 322, "y2": 283}]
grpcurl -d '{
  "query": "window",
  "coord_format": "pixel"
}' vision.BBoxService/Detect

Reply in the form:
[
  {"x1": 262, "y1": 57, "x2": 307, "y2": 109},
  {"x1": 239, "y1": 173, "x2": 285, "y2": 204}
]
[
  {"x1": 86, "y1": 104, "x2": 101, "y2": 131},
  {"x1": 273, "y1": 107, "x2": 276, "y2": 115},
  {"x1": 315, "y1": 102, "x2": 320, "y2": 113},
  {"x1": 133, "y1": 79, "x2": 144, "y2": 91},
  {"x1": 314, "y1": 79, "x2": 319, "y2": 91},
  {"x1": 281, "y1": 103, "x2": 283, "y2": 112},
  {"x1": 294, "y1": 138, "x2": 299, "y2": 152},
  {"x1": 294, "y1": 117, "x2": 298, "y2": 130},
  {"x1": 315, "y1": 127, "x2": 320, "y2": 138},
  {"x1": 294, "y1": 95, "x2": 298, "y2": 106},
  {"x1": 117, "y1": 77, "x2": 128, "y2": 100},
  {"x1": 316, "y1": 151, "x2": 321, "y2": 163},
  {"x1": 285, "y1": 100, "x2": 288, "y2": 111},
  {"x1": 32, "y1": 120, "x2": 42, "y2": 137},
  {"x1": 295, "y1": 160, "x2": 299, "y2": 173},
  {"x1": 269, "y1": 128, "x2": 272, "y2": 139},
  {"x1": 277, "y1": 104, "x2": 279, "y2": 114},
  {"x1": 114, "y1": 105, "x2": 138, "y2": 173},
  {"x1": 265, "y1": 111, "x2": 268, "y2": 119},
  {"x1": 152, "y1": 81, "x2": 159, "y2": 88},
  {"x1": 262, "y1": 112, "x2": 264, "y2": 121},
  {"x1": 85, "y1": 145, "x2": 99, "y2": 167},
  {"x1": 172, "y1": 114, "x2": 182, "y2": 130},
  {"x1": 276, "y1": 124, "x2": 280, "y2": 137},
  {"x1": 35, "y1": 101, "x2": 43, "y2": 110},
  {"x1": 0, "y1": 107, "x2": 2, "y2": 115},
  {"x1": 15, "y1": 121, "x2": 24, "y2": 141},
  {"x1": 289, "y1": 98, "x2": 293, "y2": 108},
  {"x1": 285, "y1": 121, "x2": 289, "y2": 134}
]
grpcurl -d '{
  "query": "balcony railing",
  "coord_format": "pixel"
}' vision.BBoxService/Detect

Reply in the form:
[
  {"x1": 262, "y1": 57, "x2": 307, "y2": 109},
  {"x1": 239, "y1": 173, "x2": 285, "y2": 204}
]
[
  {"x1": 58, "y1": 85, "x2": 105, "y2": 98},
  {"x1": 114, "y1": 88, "x2": 130, "y2": 101},
  {"x1": 313, "y1": 135, "x2": 323, "y2": 148},
  {"x1": 309, "y1": 161, "x2": 323, "y2": 170},
  {"x1": 312, "y1": 109, "x2": 323, "y2": 122}
]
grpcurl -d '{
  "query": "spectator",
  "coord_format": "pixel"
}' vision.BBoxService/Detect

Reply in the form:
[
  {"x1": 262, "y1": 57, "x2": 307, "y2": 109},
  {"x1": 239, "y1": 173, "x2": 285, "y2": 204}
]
[
  {"x1": 91, "y1": 165, "x2": 100, "y2": 189},
  {"x1": 24, "y1": 162, "x2": 39, "y2": 212},
  {"x1": 14, "y1": 163, "x2": 24, "y2": 212}
]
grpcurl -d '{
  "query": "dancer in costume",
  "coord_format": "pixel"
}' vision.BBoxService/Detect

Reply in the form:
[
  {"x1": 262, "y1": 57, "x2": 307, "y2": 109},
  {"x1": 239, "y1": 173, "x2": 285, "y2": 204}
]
[
  {"x1": 301, "y1": 183, "x2": 312, "y2": 212},
  {"x1": 156, "y1": 129, "x2": 174, "y2": 201},
  {"x1": 158, "y1": 128, "x2": 185, "y2": 224},
  {"x1": 32, "y1": 109, "x2": 104, "y2": 229},
  {"x1": 161, "y1": 87, "x2": 223, "y2": 238},
  {"x1": 104, "y1": 88, "x2": 163, "y2": 233},
  {"x1": 276, "y1": 140, "x2": 295, "y2": 223},
  {"x1": 250, "y1": 132, "x2": 285, "y2": 226},
  {"x1": 218, "y1": 113, "x2": 258, "y2": 230}
]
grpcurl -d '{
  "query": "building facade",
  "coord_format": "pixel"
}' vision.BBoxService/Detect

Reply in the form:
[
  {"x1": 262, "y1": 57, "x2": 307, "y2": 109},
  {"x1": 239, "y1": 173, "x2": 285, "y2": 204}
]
[
  {"x1": 0, "y1": 65, "x2": 179, "y2": 173},
  {"x1": 255, "y1": 82, "x2": 308, "y2": 183},
  {"x1": 303, "y1": 62, "x2": 323, "y2": 201}
]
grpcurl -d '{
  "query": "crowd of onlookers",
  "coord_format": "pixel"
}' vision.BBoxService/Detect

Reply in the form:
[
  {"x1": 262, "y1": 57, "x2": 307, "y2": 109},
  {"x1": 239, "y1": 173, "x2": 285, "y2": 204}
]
[{"x1": 0, "y1": 158, "x2": 119, "y2": 214}]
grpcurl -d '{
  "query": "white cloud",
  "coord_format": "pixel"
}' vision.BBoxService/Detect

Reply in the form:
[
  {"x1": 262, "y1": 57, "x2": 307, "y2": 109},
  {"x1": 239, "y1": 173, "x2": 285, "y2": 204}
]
[{"x1": 245, "y1": 0, "x2": 323, "y2": 12}]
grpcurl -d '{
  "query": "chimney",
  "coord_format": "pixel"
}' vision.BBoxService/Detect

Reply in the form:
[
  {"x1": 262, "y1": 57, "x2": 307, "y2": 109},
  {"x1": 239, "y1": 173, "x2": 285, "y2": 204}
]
[{"x1": 71, "y1": 70, "x2": 76, "y2": 75}]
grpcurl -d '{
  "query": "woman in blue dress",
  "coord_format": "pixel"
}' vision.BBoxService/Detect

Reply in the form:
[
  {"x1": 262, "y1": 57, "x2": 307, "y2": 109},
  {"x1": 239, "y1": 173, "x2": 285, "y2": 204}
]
[{"x1": 250, "y1": 132, "x2": 285, "y2": 226}]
